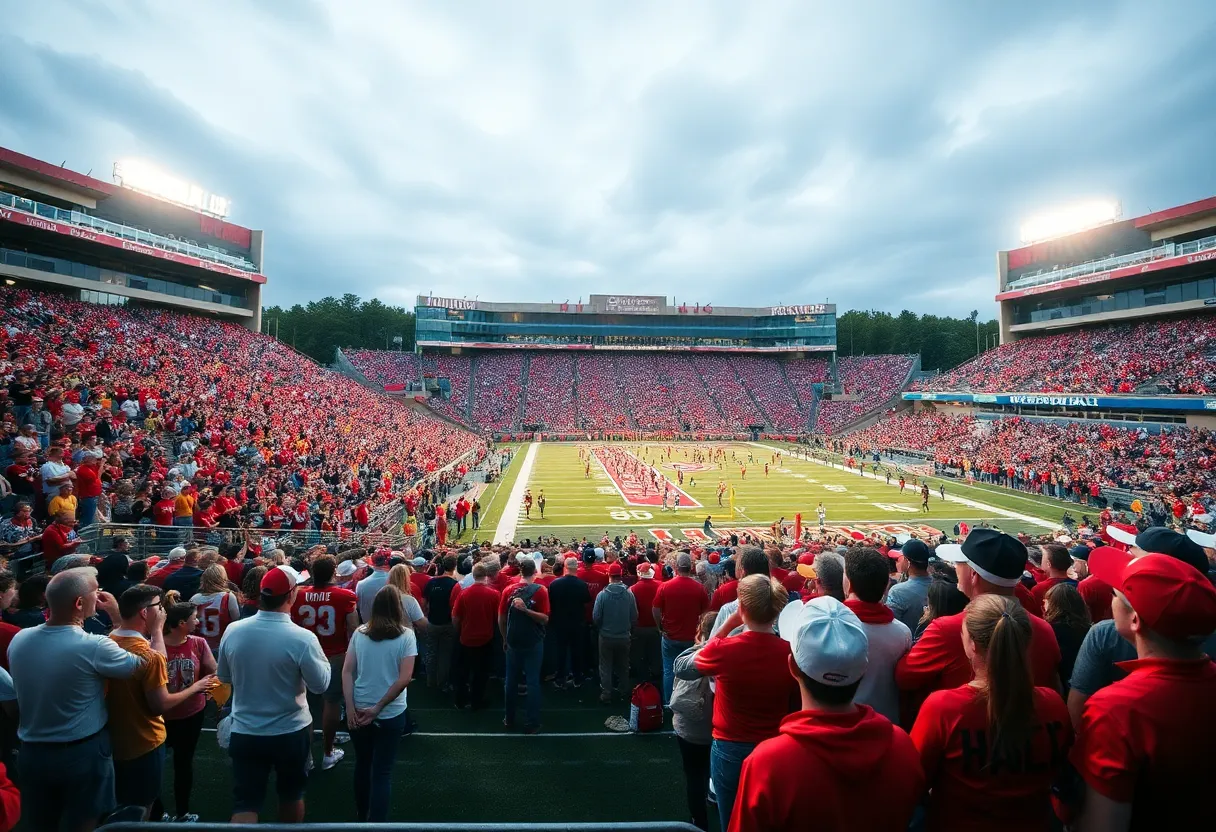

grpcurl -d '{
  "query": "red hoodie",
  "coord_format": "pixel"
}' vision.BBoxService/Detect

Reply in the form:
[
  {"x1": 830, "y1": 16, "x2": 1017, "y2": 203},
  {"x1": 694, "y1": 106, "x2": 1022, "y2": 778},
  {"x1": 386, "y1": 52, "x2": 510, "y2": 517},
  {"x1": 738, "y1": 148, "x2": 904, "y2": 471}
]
[{"x1": 730, "y1": 705, "x2": 924, "y2": 832}]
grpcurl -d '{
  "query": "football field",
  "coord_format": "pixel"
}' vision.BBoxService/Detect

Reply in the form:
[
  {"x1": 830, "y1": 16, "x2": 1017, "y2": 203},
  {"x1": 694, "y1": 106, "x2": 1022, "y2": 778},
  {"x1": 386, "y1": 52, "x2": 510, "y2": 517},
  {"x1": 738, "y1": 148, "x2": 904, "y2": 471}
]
[{"x1": 471, "y1": 441, "x2": 1071, "y2": 546}]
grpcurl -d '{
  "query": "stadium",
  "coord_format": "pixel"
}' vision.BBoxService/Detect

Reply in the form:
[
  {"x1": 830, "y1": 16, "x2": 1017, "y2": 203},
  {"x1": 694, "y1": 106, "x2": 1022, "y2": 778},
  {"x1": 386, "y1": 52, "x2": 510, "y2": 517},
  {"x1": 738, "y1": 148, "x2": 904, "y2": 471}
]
[{"x1": 1, "y1": 139, "x2": 1215, "y2": 831}]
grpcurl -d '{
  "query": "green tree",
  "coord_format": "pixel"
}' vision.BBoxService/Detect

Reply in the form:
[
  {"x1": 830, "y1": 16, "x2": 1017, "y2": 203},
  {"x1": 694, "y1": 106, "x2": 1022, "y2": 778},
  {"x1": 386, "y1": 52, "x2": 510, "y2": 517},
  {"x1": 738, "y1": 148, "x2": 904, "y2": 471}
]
[{"x1": 260, "y1": 295, "x2": 415, "y2": 363}]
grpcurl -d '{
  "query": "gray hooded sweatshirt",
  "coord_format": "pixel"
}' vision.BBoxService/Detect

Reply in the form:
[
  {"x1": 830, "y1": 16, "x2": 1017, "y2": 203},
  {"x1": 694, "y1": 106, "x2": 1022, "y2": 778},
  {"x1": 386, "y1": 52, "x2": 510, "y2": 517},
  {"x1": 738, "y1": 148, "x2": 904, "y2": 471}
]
[{"x1": 592, "y1": 582, "x2": 638, "y2": 639}]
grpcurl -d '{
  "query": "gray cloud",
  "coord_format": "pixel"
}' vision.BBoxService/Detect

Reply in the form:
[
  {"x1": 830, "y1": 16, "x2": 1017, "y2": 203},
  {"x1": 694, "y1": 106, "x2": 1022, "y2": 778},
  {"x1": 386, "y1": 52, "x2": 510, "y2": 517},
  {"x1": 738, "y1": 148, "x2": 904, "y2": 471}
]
[{"x1": 2, "y1": 0, "x2": 1214, "y2": 317}]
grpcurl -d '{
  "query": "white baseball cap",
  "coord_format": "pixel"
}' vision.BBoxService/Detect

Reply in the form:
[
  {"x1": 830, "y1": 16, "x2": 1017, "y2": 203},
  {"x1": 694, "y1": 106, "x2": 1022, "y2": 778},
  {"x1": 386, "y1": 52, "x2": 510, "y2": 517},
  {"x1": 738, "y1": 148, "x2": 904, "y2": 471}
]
[
  {"x1": 336, "y1": 560, "x2": 357, "y2": 578},
  {"x1": 168, "y1": 547, "x2": 188, "y2": 560},
  {"x1": 777, "y1": 596, "x2": 869, "y2": 687},
  {"x1": 1187, "y1": 528, "x2": 1216, "y2": 549},
  {"x1": 1106, "y1": 525, "x2": 1138, "y2": 546}
]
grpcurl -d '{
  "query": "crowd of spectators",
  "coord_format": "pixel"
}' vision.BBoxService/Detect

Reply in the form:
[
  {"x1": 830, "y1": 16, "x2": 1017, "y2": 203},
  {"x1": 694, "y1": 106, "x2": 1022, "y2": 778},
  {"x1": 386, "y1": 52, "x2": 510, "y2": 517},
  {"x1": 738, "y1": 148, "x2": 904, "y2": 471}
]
[
  {"x1": 0, "y1": 286, "x2": 485, "y2": 569},
  {"x1": 348, "y1": 350, "x2": 911, "y2": 436},
  {"x1": 917, "y1": 314, "x2": 1216, "y2": 395},
  {"x1": 522, "y1": 353, "x2": 577, "y2": 431},
  {"x1": 845, "y1": 409, "x2": 1216, "y2": 503},
  {"x1": 815, "y1": 355, "x2": 915, "y2": 435}
]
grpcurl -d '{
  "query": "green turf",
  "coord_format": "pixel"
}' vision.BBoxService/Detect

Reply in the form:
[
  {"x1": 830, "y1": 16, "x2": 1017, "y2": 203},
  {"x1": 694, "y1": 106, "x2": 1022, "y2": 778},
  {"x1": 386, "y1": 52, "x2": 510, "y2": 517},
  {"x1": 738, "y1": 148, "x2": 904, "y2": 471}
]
[
  {"x1": 478, "y1": 440, "x2": 1063, "y2": 544},
  {"x1": 165, "y1": 682, "x2": 687, "y2": 825}
]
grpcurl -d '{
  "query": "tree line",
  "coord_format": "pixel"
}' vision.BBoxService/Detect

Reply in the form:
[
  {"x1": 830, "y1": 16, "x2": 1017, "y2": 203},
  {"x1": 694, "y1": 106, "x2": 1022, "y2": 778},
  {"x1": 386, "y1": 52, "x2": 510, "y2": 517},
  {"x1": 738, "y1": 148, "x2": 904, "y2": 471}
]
[{"x1": 260, "y1": 295, "x2": 998, "y2": 373}]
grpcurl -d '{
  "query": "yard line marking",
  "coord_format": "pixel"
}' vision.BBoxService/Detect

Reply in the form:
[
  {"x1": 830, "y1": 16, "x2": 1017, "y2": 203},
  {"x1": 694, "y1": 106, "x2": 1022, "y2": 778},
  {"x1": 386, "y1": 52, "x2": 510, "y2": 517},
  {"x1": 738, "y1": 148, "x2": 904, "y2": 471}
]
[
  {"x1": 475, "y1": 448, "x2": 519, "y2": 528},
  {"x1": 748, "y1": 441, "x2": 1055, "y2": 530},
  {"x1": 495, "y1": 442, "x2": 540, "y2": 544}
]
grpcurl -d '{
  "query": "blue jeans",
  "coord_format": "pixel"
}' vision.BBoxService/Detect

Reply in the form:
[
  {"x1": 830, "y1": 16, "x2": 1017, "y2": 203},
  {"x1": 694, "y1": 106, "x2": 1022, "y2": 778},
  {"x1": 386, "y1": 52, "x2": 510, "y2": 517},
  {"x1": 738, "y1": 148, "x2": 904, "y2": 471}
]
[
  {"x1": 504, "y1": 642, "x2": 543, "y2": 729},
  {"x1": 77, "y1": 497, "x2": 98, "y2": 528},
  {"x1": 661, "y1": 637, "x2": 693, "y2": 705},
  {"x1": 351, "y1": 711, "x2": 407, "y2": 821},
  {"x1": 711, "y1": 739, "x2": 757, "y2": 832}
]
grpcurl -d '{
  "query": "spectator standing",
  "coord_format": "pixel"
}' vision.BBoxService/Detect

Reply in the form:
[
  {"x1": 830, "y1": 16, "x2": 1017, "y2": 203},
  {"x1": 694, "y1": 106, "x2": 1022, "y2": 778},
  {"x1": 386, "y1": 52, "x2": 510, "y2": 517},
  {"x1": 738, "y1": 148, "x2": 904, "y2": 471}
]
[
  {"x1": 912, "y1": 577, "x2": 968, "y2": 643},
  {"x1": 8, "y1": 568, "x2": 140, "y2": 831},
  {"x1": 629, "y1": 561, "x2": 662, "y2": 683},
  {"x1": 1043, "y1": 583, "x2": 1091, "y2": 694},
  {"x1": 190, "y1": 564, "x2": 240, "y2": 651},
  {"x1": 451, "y1": 562, "x2": 499, "y2": 709},
  {"x1": 675, "y1": 574, "x2": 797, "y2": 832},
  {"x1": 76, "y1": 455, "x2": 103, "y2": 527},
  {"x1": 911, "y1": 594, "x2": 1071, "y2": 831},
  {"x1": 107, "y1": 584, "x2": 216, "y2": 819},
  {"x1": 159, "y1": 594, "x2": 217, "y2": 823},
  {"x1": 162, "y1": 548, "x2": 204, "y2": 600},
  {"x1": 422, "y1": 554, "x2": 461, "y2": 691},
  {"x1": 41, "y1": 510, "x2": 82, "y2": 570},
  {"x1": 885, "y1": 539, "x2": 933, "y2": 632},
  {"x1": 843, "y1": 548, "x2": 911, "y2": 723},
  {"x1": 498, "y1": 557, "x2": 550, "y2": 733},
  {"x1": 1065, "y1": 533, "x2": 1216, "y2": 727},
  {"x1": 1071, "y1": 548, "x2": 1216, "y2": 831},
  {"x1": 592, "y1": 563, "x2": 637, "y2": 703},
  {"x1": 1071, "y1": 545, "x2": 1114, "y2": 623},
  {"x1": 897, "y1": 530, "x2": 1061, "y2": 710},
  {"x1": 291, "y1": 555, "x2": 359, "y2": 770},
  {"x1": 355, "y1": 550, "x2": 393, "y2": 622},
  {"x1": 654, "y1": 552, "x2": 709, "y2": 704},
  {"x1": 1029, "y1": 543, "x2": 1077, "y2": 614},
  {"x1": 670, "y1": 612, "x2": 716, "y2": 831},
  {"x1": 342, "y1": 584, "x2": 418, "y2": 821},
  {"x1": 548, "y1": 556, "x2": 591, "y2": 688},
  {"x1": 731, "y1": 596, "x2": 924, "y2": 832},
  {"x1": 216, "y1": 564, "x2": 330, "y2": 824}
]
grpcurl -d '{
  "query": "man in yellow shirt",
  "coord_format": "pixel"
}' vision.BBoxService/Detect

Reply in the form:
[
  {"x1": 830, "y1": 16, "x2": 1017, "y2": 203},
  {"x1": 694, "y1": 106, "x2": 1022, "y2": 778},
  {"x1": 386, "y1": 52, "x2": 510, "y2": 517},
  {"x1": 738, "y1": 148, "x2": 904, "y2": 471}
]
[
  {"x1": 107, "y1": 585, "x2": 216, "y2": 819},
  {"x1": 47, "y1": 483, "x2": 78, "y2": 522},
  {"x1": 174, "y1": 485, "x2": 197, "y2": 530}
]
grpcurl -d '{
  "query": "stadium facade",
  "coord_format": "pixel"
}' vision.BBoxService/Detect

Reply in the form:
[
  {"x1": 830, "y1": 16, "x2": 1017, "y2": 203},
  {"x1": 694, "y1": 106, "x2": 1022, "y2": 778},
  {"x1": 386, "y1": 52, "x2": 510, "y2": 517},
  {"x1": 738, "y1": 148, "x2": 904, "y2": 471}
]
[
  {"x1": 995, "y1": 195, "x2": 1216, "y2": 341},
  {"x1": 0, "y1": 146, "x2": 265, "y2": 330},
  {"x1": 415, "y1": 294, "x2": 837, "y2": 354}
]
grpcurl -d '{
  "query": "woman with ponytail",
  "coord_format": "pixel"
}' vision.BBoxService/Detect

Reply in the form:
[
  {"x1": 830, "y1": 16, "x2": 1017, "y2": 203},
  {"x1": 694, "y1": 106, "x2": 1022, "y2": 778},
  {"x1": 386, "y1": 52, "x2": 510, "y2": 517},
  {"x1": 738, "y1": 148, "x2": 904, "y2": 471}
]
[
  {"x1": 157, "y1": 591, "x2": 216, "y2": 823},
  {"x1": 674, "y1": 574, "x2": 798, "y2": 832},
  {"x1": 911, "y1": 594, "x2": 1072, "y2": 831}
]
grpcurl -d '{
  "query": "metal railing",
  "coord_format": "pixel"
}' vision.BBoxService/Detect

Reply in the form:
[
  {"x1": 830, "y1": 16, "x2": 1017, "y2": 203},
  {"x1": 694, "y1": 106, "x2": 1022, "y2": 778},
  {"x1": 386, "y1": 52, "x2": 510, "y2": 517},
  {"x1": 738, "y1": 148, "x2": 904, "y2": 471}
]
[
  {"x1": 101, "y1": 824, "x2": 701, "y2": 832},
  {"x1": 0, "y1": 189, "x2": 259, "y2": 272},
  {"x1": 1007, "y1": 233, "x2": 1216, "y2": 290}
]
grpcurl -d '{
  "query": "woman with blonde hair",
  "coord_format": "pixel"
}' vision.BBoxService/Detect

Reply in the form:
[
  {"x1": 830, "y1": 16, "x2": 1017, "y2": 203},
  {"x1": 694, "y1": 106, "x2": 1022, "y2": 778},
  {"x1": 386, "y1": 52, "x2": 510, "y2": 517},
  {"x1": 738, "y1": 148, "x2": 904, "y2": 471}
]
[
  {"x1": 342, "y1": 584, "x2": 417, "y2": 821},
  {"x1": 673, "y1": 574, "x2": 797, "y2": 831},
  {"x1": 911, "y1": 594, "x2": 1072, "y2": 831},
  {"x1": 386, "y1": 564, "x2": 428, "y2": 634},
  {"x1": 190, "y1": 563, "x2": 239, "y2": 651}
]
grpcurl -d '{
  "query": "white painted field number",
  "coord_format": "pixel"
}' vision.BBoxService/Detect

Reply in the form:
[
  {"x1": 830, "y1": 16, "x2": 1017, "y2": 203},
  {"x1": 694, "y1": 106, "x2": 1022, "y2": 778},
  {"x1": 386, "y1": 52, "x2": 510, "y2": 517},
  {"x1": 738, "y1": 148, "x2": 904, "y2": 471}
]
[
  {"x1": 872, "y1": 503, "x2": 917, "y2": 513},
  {"x1": 822, "y1": 484, "x2": 848, "y2": 493},
  {"x1": 609, "y1": 507, "x2": 653, "y2": 521}
]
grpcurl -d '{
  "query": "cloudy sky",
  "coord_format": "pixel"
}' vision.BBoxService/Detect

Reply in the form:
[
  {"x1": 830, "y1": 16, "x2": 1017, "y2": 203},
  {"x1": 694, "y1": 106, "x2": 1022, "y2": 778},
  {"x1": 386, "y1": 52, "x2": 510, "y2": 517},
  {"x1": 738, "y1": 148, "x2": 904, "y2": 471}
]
[{"x1": 3, "y1": 1, "x2": 1215, "y2": 317}]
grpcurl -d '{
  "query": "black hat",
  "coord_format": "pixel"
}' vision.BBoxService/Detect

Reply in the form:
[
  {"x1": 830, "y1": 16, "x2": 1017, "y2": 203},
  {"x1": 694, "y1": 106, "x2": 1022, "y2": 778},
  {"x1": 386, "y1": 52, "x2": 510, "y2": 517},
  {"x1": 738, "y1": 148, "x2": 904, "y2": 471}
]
[
  {"x1": 897, "y1": 539, "x2": 931, "y2": 565},
  {"x1": 936, "y1": 527, "x2": 1027, "y2": 588},
  {"x1": 1134, "y1": 527, "x2": 1208, "y2": 574},
  {"x1": 582, "y1": 550, "x2": 597, "y2": 564},
  {"x1": 1069, "y1": 545, "x2": 1091, "y2": 562}
]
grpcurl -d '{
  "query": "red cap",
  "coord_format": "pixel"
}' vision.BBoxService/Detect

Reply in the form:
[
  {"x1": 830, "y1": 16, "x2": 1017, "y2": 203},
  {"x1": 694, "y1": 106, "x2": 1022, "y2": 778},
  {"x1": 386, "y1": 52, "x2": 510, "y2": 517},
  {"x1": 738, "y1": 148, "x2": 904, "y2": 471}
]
[
  {"x1": 260, "y1": 565, "x2": 302, "y2": 596},
  {"x1": 607, "y1": 563, "x2": 623, "y2": 577},
  {"x1": 797, "y1": 553, "x2": 816, "y2": 566},
  {"x1": 708, "y1": 553, "x2": 720, "y2": 564},
  {"x1": 1089, "y1": 549, "x2": 1216, "y2": 641}
]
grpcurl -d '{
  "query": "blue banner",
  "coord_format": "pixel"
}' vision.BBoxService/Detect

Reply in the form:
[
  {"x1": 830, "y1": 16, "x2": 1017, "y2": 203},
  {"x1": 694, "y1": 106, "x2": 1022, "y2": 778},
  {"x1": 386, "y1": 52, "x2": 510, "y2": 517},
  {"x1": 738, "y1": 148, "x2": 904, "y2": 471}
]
[{"x1": 902, "y1": 391, "x2": 1216, "y2": 412}]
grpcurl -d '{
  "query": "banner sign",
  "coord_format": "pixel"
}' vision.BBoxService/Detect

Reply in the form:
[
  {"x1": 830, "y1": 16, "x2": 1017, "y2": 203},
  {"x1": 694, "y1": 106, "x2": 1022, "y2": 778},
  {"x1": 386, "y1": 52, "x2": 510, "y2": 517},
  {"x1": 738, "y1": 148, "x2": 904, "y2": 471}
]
[
  {"x1": 996, "y1": 248, "x2": 1216, "y2": 301},
  {"x1": 770, "y1": 304, "x2": 830, "y2": 316},
  {"x1": 591, "y1": 294, "x2": 666, "y2": 314},
  {"x1": 424, "y1": 296, "x2": 478, "y2": 310},
  {"x1": 903, "y1": 391, "x2": 1216, "y2": 412},
  {"x1": 0, "y1": 206, "x2": 265, "y2": 283}
]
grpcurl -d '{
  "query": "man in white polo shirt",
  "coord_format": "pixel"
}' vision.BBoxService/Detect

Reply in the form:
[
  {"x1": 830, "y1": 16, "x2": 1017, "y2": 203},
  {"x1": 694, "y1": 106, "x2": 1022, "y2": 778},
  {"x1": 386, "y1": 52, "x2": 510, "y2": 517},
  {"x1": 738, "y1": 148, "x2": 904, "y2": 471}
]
[{"x1": 217, "y1": 564, "x2": 330, "y2": 824}]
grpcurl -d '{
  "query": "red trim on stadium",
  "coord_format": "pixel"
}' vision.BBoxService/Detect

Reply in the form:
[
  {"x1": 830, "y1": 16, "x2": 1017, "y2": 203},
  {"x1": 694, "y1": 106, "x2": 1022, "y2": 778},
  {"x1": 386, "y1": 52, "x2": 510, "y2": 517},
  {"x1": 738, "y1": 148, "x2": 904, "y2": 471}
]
[
  {"x1": 415, "y1": 341, "x2": 833, "y2": 353},
  {"x1": 995, "y1": 247, "x2": 1216, "y2": 301},
  {"x1": 0, "y1": 205, "x2": 267, "y2": 284},
  {"x1": 1133, "y1": 195, "x2": 1216, "y2": 229},
  {"x1": 0, "y1": 147, "x2": 117, "y2": 197}
]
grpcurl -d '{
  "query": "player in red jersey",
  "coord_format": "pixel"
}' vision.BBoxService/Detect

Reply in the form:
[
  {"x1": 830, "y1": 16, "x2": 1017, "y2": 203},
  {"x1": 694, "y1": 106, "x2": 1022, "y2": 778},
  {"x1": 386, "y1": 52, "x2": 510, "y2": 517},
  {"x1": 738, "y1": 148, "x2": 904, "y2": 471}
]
[{"x1": 291, "y1": 555, "x2": 359, "y2": 769}]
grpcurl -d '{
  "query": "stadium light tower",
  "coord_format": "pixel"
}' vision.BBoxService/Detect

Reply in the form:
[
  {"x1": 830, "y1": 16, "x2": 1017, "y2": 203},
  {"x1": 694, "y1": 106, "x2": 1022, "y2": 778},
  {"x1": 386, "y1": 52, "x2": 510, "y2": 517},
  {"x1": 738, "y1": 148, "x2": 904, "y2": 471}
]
[{"x1": 1018, "y1": 199, "x2": 1121, "y2": 244}]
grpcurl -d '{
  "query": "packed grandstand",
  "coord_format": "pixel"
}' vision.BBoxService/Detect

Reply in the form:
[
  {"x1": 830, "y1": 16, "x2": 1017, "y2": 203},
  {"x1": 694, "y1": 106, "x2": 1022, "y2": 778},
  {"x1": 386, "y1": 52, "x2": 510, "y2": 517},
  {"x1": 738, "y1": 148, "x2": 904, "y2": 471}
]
[{"x1": 1, "y1": 139, "x2": 1215, "y2": 832}]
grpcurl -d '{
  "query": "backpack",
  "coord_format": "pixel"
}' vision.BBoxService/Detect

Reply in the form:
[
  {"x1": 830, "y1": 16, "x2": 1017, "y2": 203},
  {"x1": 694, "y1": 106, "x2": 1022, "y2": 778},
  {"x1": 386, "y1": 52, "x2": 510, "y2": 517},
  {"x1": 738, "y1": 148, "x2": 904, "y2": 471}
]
[
  {"x1": 505, "y1": 583, "x2": 545, "y2": 649},
  {"x1": 629, "y1": 682, "x2": 663, "y2": 733}
]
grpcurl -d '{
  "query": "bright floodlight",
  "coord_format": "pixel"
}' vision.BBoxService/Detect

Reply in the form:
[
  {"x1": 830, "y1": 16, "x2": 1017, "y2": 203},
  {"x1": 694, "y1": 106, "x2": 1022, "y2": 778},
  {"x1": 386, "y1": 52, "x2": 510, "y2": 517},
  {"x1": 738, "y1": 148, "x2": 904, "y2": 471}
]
[
  {"x1": 113, "y1": 159, "x2": 230, "y2": 218},
  {"x1": 1018, "y1": 200, "x2": 1120, "y2": 244}
]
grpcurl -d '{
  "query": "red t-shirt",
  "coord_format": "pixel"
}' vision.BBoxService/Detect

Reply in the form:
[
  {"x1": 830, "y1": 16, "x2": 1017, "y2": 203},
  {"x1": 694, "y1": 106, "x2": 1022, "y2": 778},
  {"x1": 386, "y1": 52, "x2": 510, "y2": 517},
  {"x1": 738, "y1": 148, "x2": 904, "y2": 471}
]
[
  {"x1": 1072, "y1": 657, "x2": 1216, "y2": 831},
  {"x1": 710, "y1": 580, "x2": 739, "y2": 612},
  {"x1": 410, "y1": 571, "x2": 431, "y2": 598},
  {"x1": 75, "y1": 464, "x2": 102, "y2": 499},
  {"x1": 1077, "y1": 576, "x2": 1114, "y2": 623},
  {"x1": 292, "y1": 586, "x2": 358, "y2": 657},
  {"x1": 452, "y1": 582, "x2": 500, "y2": 647},
  {"x1": 911, "y1": 684, "x2": 1072, "y2": 832},
  {"x1": 629, "y1": 579, "x2": 660, "y2": 627},
  {"x1": 146, "y1": 561, "x2": 183, "y2": 588},
  {"x1": 653, "y1": 575, "x2": 709, "y2": 642},
  {"x1": 576, "y1": 566, "x2": 608, "y2": 622},
  {"x1": 1030, "y1": 576, "x2": 1070, "y2": 610},
  {"x1": 165, "y1": 635, "x2": 210, "y2": 720},
  {"x1": 1014, "y1": 582, "x2": 1042, "y2": 618},
  {"x1": 0, "y1": 623, "x2": 19, "y2": 670},
  {"x1": 896, "y1": 610, "x2": 1061, "y2": 708},
  {"x1": 497, "y1": 582, "x2": 551, "y2": 617},
  {"x1": 695, "y1": 630, "x2": 798, "y2": 743},
  {"x1": 153, "y1": 498, "x2": 176, "y2": 526},
  {"x1": 40, "y1": 523, "x2": 75, "y2": 567}
]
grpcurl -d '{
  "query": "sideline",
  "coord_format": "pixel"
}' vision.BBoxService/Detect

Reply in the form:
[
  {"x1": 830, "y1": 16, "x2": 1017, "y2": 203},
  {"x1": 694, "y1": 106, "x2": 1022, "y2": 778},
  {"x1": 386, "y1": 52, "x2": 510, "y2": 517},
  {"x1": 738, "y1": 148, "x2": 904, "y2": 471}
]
[
  {"x1": 494, "y1": 442, "x2": 539, "y2": 544},
  {"x1": 748, "y1": 442, "x2": 1056, "y2": 531}
]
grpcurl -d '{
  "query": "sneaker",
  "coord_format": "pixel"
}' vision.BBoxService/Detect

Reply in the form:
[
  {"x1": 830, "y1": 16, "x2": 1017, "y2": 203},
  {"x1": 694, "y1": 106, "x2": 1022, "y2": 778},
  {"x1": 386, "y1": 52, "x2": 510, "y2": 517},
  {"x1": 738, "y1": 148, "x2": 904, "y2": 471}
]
[
  {"x1": 175, "y1": 814, "x2": 200, "y2": 823},
  {"x1": 161, "y1": 814, "x2": 173, "y2": 822},
  {"x1": 321, "y1": 748, "x2": 345, "y2": 770},
  {"x1": 334, "y1": 731, "x2": 350, "y2": 745}
]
